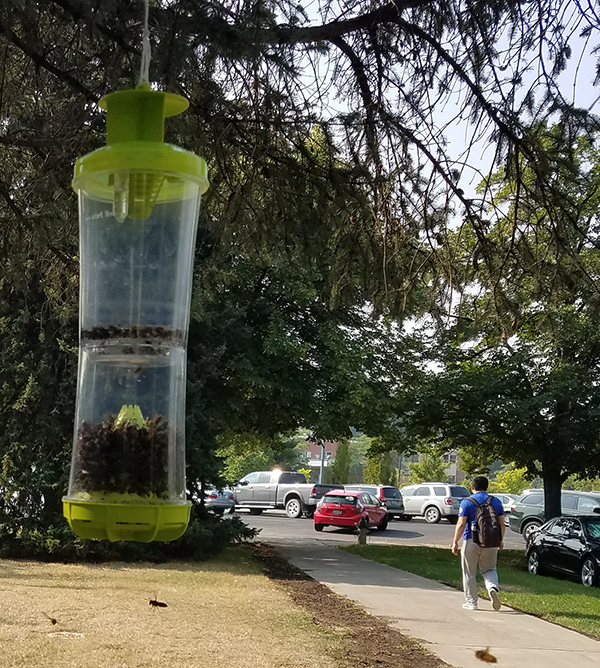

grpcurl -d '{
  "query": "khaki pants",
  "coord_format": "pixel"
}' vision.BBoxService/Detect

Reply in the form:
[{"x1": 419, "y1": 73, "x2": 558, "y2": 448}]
[{"x1": 461, "y1": 538, "x2": 500, "y2": 606}]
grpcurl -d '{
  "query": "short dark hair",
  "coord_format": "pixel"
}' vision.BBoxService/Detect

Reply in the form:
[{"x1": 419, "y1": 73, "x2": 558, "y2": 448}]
[{"x1": 472, "y1": 476, "x2": 489, "y2": 491}]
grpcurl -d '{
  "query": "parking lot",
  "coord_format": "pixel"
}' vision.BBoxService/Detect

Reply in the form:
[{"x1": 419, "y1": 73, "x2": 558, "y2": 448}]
[{"x1": 237, "y1": 509, "x2": 527, "y2": 549}]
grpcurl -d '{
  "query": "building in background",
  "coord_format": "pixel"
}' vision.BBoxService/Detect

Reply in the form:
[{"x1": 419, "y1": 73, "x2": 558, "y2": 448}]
[
  {"x1": 398, "y1": 451, "x2": 466, "y2": 483},
  {"x1": 302, "y1": 440, "x2": 465, "y2": 484},
  {"x1": 442, "y1": 452, "x2": 465, "y2": 483},
  {"x1": 303, "y1": 440, "x2": 338, "y2": 470}
]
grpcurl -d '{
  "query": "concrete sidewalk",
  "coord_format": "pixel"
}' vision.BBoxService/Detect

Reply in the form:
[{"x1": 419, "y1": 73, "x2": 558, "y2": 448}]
[{"x1": 267, "y1": 537, "x2": 600, "y2": 668}]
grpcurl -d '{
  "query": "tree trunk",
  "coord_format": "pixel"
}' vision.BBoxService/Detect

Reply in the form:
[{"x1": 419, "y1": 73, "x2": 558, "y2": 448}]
[
  {"x1": 40, "y1": 486, "x2": 65, "y2": 526},
  {"x1": 542, "y1": 466, "x2": 562, "y2": 520}
]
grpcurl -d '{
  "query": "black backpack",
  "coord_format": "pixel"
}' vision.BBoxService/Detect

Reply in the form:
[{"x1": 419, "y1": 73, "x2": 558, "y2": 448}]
[{"x1": 468, "y1": 495, "x2": 502, "y2": 548}]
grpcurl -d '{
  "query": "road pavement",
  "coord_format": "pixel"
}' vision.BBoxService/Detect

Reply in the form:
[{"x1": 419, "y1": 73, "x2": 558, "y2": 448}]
[{"x1": 238, "y1": 510, "x2": 527, "y2": 550}]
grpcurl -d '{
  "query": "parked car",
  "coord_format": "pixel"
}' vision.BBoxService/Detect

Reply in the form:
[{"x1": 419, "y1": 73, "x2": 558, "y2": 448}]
[
  {"x1": 509, "y1": 491, "x2": 600, "y2": 540},
  {"x1": 232, "y1": 470, "x2": 343, "y2": 518},
  {"x1": 399, "y1": 482, "x2": 470, "y2": 523},
  {"x1": 493, "y1": 493, "x2": 520, "y2": 525},
  {"x1": 314, "y1": 489, "x2": 388, "y2": 533},
  {"x1": 526, "y1": 514, "x2": 600, "y2": 587},
  {"x1": 343, "y1": 485, "x2": 404, "y2": 519},
  {"x1": 205, "y1": 488, "x2": 236, "y2": 515}
]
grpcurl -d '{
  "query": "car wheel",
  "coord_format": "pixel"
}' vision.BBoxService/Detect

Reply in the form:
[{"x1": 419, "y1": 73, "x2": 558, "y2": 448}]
[
  {"x1": 285, "y1": 497, "x2": 303, "y2": 519},
  {"x1": 527, "y1": 549, "x2": 544, "y2": 576},
  {"x1": 522, "y1": 520, "x2": 542, "y2": 541},
  {"x1": 314, "y1": 524, "x2": 324, "y2": 532},
  {"x1": 304, "y1": 510, "x2": 315, "y2": 519},
  {"x1": 398, "y1": 514, "x2": 413, "y2": 521},
  {"x1": 447, "y1": 516, "x2": 459, "y2": 525},
  {"x1": 424, "y1": 506, "x2": 441, "y2": 524},
  {"x1": 581, "y1": 557, "x2": 598, "y2": 587},
  {"x1": 228, "y1": 505, "x2": 236, "y2": 514},
  {"x1": 248, "y1": 508, "x2": 263, "y2": 516},
  {"x1": 376, "y1": 515, "x2": 388, "y2": 531}
]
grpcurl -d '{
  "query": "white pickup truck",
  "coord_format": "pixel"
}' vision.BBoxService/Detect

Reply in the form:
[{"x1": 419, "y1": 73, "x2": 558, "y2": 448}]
[{"x1": 232, "y1": 470, "x2": 343, "y2": 518}]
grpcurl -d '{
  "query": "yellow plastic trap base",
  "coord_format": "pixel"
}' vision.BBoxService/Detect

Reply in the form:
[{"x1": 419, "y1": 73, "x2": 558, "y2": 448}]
[{"x1": 63, "y1": 499, "x2": 191, "y2": 543}]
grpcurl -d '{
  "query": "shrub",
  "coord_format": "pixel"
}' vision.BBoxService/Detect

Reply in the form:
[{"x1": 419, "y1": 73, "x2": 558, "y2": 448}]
[{"x1": 0, "y1": 505, "x2": 258, "y2": 562}]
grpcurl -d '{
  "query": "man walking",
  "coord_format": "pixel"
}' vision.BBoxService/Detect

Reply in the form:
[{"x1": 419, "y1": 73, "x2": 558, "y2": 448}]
[{"x1": 451, "y1": 476, "x2": 505, "y2": 611}]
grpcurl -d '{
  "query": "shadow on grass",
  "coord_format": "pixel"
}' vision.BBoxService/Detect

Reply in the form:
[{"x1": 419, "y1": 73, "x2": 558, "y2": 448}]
[{"x1": 0, "y1": 544, "x2": 264, "y2": 585}]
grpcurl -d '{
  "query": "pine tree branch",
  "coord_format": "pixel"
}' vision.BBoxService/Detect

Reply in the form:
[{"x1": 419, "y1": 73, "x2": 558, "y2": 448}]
[
  {"x1": 49, "y1": 0, "x2": 135, "y2": 55},
  {"x1": 269, "y1": 5, "x2": 524, "y2": 155},
  {"x1": 0, "y1": 135, "x2": 55, "y2": 149},
  {"x1": 0, "y1": 180, "x2": 76, "y2": 268},
  {"x1": 0, "y1": 19, "x2": 99, "y2": 102},
  {"x1": 393, "y1": 17, "x2": 520, "y2": 147},
  {"x1": 388, "y1": 117, "x2": 478, "y2": 217},
  {"x1": 267, "y1": 0, "x2": 429, "y2": 44},
  {"x1": 329, "y1": 36, "x2": 379, "y2": 168}
]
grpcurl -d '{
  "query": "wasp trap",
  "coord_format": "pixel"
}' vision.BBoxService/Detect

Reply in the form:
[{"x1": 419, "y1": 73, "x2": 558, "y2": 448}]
[{"x1": 63, "y1": 84, "x2": 208, "y2": 542}]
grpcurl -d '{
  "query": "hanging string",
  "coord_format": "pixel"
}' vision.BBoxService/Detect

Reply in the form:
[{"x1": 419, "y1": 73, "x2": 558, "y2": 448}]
[{"x1": 139, "y1": 0, "x2": 151, "y2": 85}]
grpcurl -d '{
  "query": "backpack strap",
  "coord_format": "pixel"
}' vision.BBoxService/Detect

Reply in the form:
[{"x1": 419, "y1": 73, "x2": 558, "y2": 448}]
[{"x1": 467, "y1": 496, "x2": 480, "y2": 507}]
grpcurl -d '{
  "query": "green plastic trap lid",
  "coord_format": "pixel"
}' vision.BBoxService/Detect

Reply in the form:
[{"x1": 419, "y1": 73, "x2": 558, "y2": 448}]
[
  {"x1": 73, "y1": 83, "x2": 208, "y2": 219},
  {"x1": 101, "y1": 82, "x2": 189, "y2": 145}
]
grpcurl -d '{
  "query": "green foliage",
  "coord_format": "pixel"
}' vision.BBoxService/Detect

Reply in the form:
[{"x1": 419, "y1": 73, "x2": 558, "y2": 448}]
[
  {"x1": 407, "y1": 453, "x2": 449, "y2": 483},
  {"x1": 2, "y1": 1, "x2": 600, "y2": 551},
  {"x1": 400, "y1": 127, "x2": 600, "y2": 520},
  {"x1": 0, "y1": 508, "x2": 257, "y2": 562},
  {"x1": 298, "y1": 467, "x2": 312, "y2": 483},
  {"x1": 380, "y1": 451, "x2": 395, "y2": 486},
  {"x1": 326, "y1": 440, "x2": 352, "y2": 484},
  {"x1": 217, "y1": 433, "x2": 278, "y2": 483},
  {"x1": 488, "y1": 465, "x2": 532, "y2": 494},
  {"x1": 403, "y1": 307, "x2": 600, "y2": 518},
  {"x1": 457, "y1": 449, "x2": 497, "y2": 477},
  {"x1": 363, "y1": 454, "x2": 381, "y2": 485},
  {"x1": 346, "y1": 434, "x2": 370, "y2": 482},
  {"x1": 362, "y1": 450, "x2": 395, "y2": 485},
  {"x1": 217, "y1": 431, "x2": 310, "y2": 483},
  {"x1": 563, "y1": 475, "x2": 600, "y2": 491}
]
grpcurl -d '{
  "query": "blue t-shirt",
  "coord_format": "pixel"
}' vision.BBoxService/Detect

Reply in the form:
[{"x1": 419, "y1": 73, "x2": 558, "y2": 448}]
[{"x1": 458, "y1": 492, "x2": 505, "y2": 541}]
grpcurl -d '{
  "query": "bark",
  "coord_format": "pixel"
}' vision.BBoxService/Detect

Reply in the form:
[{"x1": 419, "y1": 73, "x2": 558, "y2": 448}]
[{"x1": 542, "y1": 464, "x2": 563, "y2": 520}]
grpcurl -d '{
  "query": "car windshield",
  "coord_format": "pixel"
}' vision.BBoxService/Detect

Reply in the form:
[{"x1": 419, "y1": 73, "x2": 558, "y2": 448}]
[
  {"x1": 322, "y1": 495, "x2": 357, "y2": 505},
  {"x1": 383, "y1": 488, "x2": 401, "y2": 499},
  {"x1": 584, "y1": 519, "x2": 600, "y2": 539},
  {"x1": 451, "y1": 487, "x2": 469, "y2": 497}
]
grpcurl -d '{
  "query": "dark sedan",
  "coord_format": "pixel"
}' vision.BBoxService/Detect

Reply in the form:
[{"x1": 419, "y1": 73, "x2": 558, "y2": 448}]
[{"x1": 526, "y1": 515, "x2": 600, "y2": 587}]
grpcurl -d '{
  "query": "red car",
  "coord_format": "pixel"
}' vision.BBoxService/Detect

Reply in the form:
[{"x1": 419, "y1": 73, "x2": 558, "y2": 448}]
[{"x1": 314, "y1": 490, "x2": 388, "y2": 532}]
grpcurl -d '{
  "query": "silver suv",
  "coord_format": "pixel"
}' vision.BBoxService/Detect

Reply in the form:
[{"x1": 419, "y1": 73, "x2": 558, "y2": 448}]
[{"x1": 399, "y1": 482, "x2": 470, "y2": 524}]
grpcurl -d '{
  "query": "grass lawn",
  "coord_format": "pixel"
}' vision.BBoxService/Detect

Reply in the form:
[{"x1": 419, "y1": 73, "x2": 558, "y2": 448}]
[
  {"x1": 342, "y1": 545, "x2": 600, "y2": 640},
  {"x1": 0, "y1": 548, "x2": 343, "y2": 668}
]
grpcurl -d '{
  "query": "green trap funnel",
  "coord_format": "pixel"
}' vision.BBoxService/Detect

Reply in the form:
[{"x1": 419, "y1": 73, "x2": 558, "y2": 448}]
[{"x1": 72, "y1": 82, "x2": 208, "y2": 220}]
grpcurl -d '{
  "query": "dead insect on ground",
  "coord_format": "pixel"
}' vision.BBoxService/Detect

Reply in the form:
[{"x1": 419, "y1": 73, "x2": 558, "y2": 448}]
[
  {"x1": 148, "y1": 595, "x2": 168, "y2": 609},
  {"x1": 42, "y1": 612, "x2": 58, "y2": 625},
  {"x1": 475, "y1": 648, "x2": 497, "y2": 663}
]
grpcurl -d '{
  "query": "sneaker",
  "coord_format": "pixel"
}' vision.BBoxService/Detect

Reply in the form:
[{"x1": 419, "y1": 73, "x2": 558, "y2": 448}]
[
  {"x1": 462, "y1": 603, "x2": 477, "y2": 611},
  {"x1": 490, "y1": 589, "x2": 501, "y2": 611}
]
